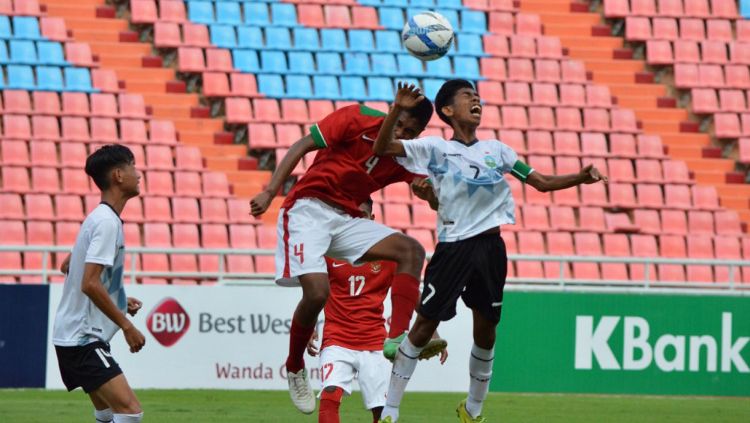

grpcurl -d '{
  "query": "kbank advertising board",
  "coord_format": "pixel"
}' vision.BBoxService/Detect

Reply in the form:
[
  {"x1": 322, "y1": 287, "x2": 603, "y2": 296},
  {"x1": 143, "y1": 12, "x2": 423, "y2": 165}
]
[{"x1": 492, "y1": 292, "x2": 750, "y2": 396}]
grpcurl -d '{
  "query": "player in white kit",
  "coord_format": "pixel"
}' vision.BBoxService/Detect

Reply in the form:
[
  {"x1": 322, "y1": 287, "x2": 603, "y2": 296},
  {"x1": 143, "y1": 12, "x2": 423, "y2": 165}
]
[{"x1": 52, "y1": 144, "x2": 146, "y2": 423}]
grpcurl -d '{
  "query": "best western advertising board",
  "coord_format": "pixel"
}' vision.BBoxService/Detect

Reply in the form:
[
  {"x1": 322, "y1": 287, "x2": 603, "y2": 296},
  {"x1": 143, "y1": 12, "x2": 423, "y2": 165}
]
[
  {"x1": 491, "y1": 291, "x2": 750, "y2": 396},
  {"x1": 45, "y1": 285, "x2": 473, "y2": 391}
]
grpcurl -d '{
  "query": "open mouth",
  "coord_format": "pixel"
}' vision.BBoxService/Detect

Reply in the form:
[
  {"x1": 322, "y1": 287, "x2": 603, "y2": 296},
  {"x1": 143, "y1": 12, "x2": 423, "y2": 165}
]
[{"x1": 470, "y1": 104, "x2": 482, "y2": 118}]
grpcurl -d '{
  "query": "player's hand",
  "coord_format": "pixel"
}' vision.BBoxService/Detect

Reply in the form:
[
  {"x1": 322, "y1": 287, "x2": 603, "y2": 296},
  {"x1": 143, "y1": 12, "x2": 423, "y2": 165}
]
[
  {"x1": 410, "y1": 178, "x2": 434, "y2": 201},
  {"x1": 439, "y1": 348, "x2": 448, "y2": 365},
  {"x1": 250, "y1": 190, "x2": 273, "y2": 217},
  {"x1": 306, "y1": 331, "x2": 320, "y2": 357},
  {"x1": 127, "y1": 297, "x2": 143, "y2": 317},
  {"x1": 579, "y1": 164, "x2": 607, "y2": 184},
  {"x1": 60, "y1": 254, "x2": 71, "y2": 274},
  {"x1": 123, "y1": 324, "x2": 145, "y2": 353},
  {"x1": 394, "y1": 82, "x2": 425, "y2": 110}
]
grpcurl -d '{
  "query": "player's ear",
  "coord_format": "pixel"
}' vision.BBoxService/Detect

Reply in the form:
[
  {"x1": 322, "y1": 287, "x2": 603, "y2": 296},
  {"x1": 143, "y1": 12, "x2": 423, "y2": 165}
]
[{"x1": 441, "y1": 104, "x2": 454, "y2": 119}]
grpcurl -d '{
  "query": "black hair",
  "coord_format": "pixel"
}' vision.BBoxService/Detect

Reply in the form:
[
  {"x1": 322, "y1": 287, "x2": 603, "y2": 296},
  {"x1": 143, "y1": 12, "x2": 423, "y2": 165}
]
[
  {"x1": 85, "y1": 144, "x2": 135, "y2": 191},
  {"x1": 435, "y1": 79, "x2": 475, "y2": 125},
  {"x1": 404, "y1": 96, "x2": 434, "y2": 129}
]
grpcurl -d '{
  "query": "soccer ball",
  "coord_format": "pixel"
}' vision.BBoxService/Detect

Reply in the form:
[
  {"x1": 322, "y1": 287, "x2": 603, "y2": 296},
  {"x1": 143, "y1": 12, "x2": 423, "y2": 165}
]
[{"x1": 402, "y1": 12, "x2": 454, "y2": 61}]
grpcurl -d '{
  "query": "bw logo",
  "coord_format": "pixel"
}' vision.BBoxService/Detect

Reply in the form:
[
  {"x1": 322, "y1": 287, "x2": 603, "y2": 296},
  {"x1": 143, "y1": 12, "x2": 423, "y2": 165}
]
[{"x1": 147, "y1": 297, "x2": 190, "y2": 347}]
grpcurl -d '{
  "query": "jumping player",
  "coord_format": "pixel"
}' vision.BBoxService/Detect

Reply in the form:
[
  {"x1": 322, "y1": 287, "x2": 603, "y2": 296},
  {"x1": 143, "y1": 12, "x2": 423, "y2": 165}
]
[
  {"x1": 373, "y1": 81, "x2": 607, "y2": 423},
  {"x1": 52, "y1": 145, "x2": 146, "y2": 423},
  {"x1": 308, "y1": 200, "x2": 447, "y2": 423},
  {"x1": 249, "y1": 100, "x2": 446, "y2": 414}
]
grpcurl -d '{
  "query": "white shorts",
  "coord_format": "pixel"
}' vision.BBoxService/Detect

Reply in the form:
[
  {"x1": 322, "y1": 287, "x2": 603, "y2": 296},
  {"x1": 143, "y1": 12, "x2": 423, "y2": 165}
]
[
  {"x1": 319, "y1": 345, "x2": 391, "y2": 410},
  {"x1": 275, "y1": 198, "x2": 398, "y2": 286}
]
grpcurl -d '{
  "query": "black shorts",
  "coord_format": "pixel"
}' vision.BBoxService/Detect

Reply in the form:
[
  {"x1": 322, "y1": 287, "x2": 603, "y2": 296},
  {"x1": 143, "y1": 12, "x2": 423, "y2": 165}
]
[
  {"x1": 55, "y1": 341, "x2": 122, "y2": 393},
  {"x1": 418, "y1": 232, "x2": 507, "y2": 323}
]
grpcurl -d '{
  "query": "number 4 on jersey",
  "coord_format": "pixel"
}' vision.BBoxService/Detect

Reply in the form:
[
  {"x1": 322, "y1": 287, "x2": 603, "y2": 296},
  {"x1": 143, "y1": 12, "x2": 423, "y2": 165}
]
[{"x1": 364, "y1": 156, "x2": 380, "y2": 174}]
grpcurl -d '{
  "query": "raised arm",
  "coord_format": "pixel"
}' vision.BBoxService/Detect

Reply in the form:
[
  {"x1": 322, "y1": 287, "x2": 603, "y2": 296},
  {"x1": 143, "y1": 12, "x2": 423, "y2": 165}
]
[
  {"x1": 373, "y1": 83, "x2": 425, "y2": 157},
  {"x1": 411, "y1": 178, "x2": 439, "y2": 211},
  {"x1": 250, "y1": 135, "x2": 319, "y2": 216},
  {"x1": 526, "y1": 164, "x2": 607, "y2": 193}
]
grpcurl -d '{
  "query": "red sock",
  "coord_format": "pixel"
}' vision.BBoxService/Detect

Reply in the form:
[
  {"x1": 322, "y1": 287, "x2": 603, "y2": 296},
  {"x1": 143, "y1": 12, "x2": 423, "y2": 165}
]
[
  {"x1": 285, "y1": 318, "x2": 315, "y2": 373},
  {"x1": 389, "y1": 273, "x2": 421, "y2": 338},
  {"x1": 319, "y1": 387, "x2": 344, "y2": 423}
]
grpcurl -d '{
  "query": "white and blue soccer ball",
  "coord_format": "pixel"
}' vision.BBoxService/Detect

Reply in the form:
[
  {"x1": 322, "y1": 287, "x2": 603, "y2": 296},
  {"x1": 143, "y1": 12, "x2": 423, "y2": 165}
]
[{"x1": 402, "y1": 11, "x2": 454, "y2": 61}]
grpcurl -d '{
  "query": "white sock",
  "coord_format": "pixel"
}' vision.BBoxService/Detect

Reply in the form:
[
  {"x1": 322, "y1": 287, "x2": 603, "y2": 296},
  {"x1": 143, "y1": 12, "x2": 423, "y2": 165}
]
[
  {"x1": 381, "y1": 337, "x2": 424, "y2": 422},
  {"x1": 466, "y1": 344, "x2": 494, "y2": 419},
  {"x1": 113, "y1": 412, "x2": 143, "y2": 422},
  {"x1": 94, "y1": 408, "x2": 113, "y2": 422}
]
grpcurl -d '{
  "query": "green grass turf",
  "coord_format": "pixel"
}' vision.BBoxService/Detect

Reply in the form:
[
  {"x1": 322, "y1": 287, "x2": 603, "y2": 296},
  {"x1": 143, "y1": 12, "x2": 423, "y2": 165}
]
[{"x1": 2, "y1": 389, "x2": 748, "y2": 423}]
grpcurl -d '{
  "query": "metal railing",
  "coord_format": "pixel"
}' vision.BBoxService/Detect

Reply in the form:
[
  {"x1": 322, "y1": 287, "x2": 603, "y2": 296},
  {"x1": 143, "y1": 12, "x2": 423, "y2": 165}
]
[{"x1": 1, "y1": 245, "x2": 749, "y2": 293}]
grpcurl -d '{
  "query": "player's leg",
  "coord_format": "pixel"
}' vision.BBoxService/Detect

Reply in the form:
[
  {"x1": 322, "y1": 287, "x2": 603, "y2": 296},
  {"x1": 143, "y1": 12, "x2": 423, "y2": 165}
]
[
  {"x1": 357, "y1": 350, "x2": 391, "y2": 423},
  {"x1": 89, "y1": 391, "x2": 113, "y2": 423},
  {"x1": 318, "y1": 347, "x2": 356, "y2": 423},
  {"x1": 90, "y1": 374, "x2": 142, "y2": 422},
  {"x1": 457, "y1": 233, "x2": 507, "y2": 422}
]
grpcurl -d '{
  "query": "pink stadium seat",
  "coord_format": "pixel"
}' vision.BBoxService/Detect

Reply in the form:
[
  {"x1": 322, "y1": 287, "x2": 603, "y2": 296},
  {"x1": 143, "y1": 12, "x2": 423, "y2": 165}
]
[
  {"x1": 531, "y1": 83, "x2": 558, "y2": 107},
  {"x1": 4, "y1": 90, "x2": 31, "y2": 114},
  {"x1": 555, "y1": 156, "x2": 580, "y2": 174},
  {"x1": 119, "y1": 119, "x2": 148, "y2": 144},
  {"x1": 637, "y1": 135, "x2": 667, "y2": 158},
  {"x1": 131, "y1": 0, "x2": 158, "y2": 24},
  {"x1": 174, "y1": 146, "x2": 203, "y2": 171},
  {"x1": 298, "y1": 4, "x2": 325, "y2": 27},
  {"x1": 171, "y1": 223, "x2": 199, "y2": 273},
  {"x1": 573, "y1": 232, "x2": 602, "y2": 279},
  {"x1": 658, "y1": 235, "x2": 687, "y2": 281},
  {"x1": 634, "y1": 209, "x2": 661, "y2": 234},
  {"x1": 526, "y1": 131, "x2": 553, "y2": 155},
  {"x1": 710, "y1": 0, "x2": 737, "y2": 18},
  {"x1": 276, "y1": 124, "x2": 303, "y2": 147},
  {"x1": 653, "y1": 18, "x2": 679, "y2": 40},
  {"x1": 120, "y1": 197, "x2": 143, "y2": 223},
  {"x1": 604, "y1": 0, "x2": 629, "y2": 17},
  {"x1": 555, "y1": 108, "x2": 583, "y2": 131},
  {"x1": 658, "y1": 0, "x2": 683, "y2": 16},
  {"x1": 580, "y1": 132, "x2": 609, "y2": 157},
  {"x1": 737, "y1": 22, "x2": 750, "y2": 42},
  {"x1": 32, "y1": 116, "x2": 60, "y2": 141},
  {"x1": 544, "y1": 231, "x2": 573, "y2": 279},
  {"x1": 172, "y1": 197, "x2": 200, "y2": 223},
  {"x1": 40, "y1": 17, "x2": 70, "y2": 42},
  {"x1": 160, "y1": 0, "x2": 186, "y2": 22},
  {"x1": 384, "y1": 183, "x2": 411, "y2": 203},
  {"x1": 524, "y1": 183, "x2": 552, "y2": 205},
  {"x1": 739, "y1": 138, "x2": 750, "y2": 162},
  {"x1": 411, "y1": 203, "x2": 436, "y2": 230},
  {"x1": 713, "y1": 113, "x2": 741, "y2": 137},
  {"x1": 91, "y1": 69, "x2": 120, "y2": 93},
  {"x1": 145, "y1": 145, "x2": 174, "y2": 170},
  {"x1": 605, "y1": 211, "x2": 637, "y2": 232},
  {"x1": 254, "y1": 99, "x2": 281, "y2": 122},
  {"x1": 510, "y1": 35, "x2": 536, "y2": 58},
  {"x1": 552, "y1": 185, "x2": 579, "y2": 206},
  {"x1": 25, "y1": 194, "x2": 53, "y2": 221},
  {"x1": 713, "y1": 235, "x2": 742, "y2": 283},
  {"x1": 537, "y1": 37, "x2": 562, "y2": 59},
  {"x1": 684, "y1": 0, "x2": 711, "y2": 17},
  {"x1": 499, "y1": 130, "x2": 525, "y2": 153},
  {"x1": 142, "y1": 223, "x2": 171, "y2": 273},
  {"x1": 674, "y1": 64, "x2": 699, "y2": 88},
  {"x1": 662, "y1": 160, "x2": 691, "y2": 183},
  {"x1": 701, "y1": 40, "x2": 728, "y2": 64},
  {"x1": 154, "y1": 22, "x2": 182, "y2": 48},
  {"x1": 281, "y1": 100, "x2": 309, "y2": 123},
  {"x1": 482, "y1": 105, "x2": 502, "y2": 129},
  {"x1": 0, "y1": 193, "x2": 24, "y2": 219},
  {"x1": 149, "y1": 120, "x2": 177, "y2": 144},
  {"x1": 626, "y1": 17, "x2": 651, "y2": 41},
  {"x1": 699, "y1": 64, "x2": 725, "y2": 88},
  {"x1": 680, "y1": 18, "x2": 706, "y2": 41},
  {"x1": 29, "y1": 141, "x2": 57, "y2": 167},
  {"x1": 407, "y1": 229, "x2": 435, "y2": 251},
  {"x1": 719, "y1": 90, "x2": 747, "y2": 112},
  {"x1": 629, "y1": 234, "x2": 659, "y2": 281},
  {"x1": 607, "y1": 159, "x2": 636, "y2": 183},
  {"x1": 172, "y1": 171, "x2": 200, "y2": 197},
  {"x1": 144, "y1": 197, "x2": 172, "y2": 222},
  {"x1": 351, "y1": 7, "x2": 380, "y2": 29},
  {"x1": 483, "y1": 34, "x2": 509, "y2": 56},
  {"x1": 202, "y1": 172, "x2": 230, "y2": 197},
  {"x1": 477, "y1": 81, "x2": 504, "y2": 104},
  {"x1": 200, "y1": 224, "x2": 229, "y2": 272},
  {"x1": 528, "y1": 107, "x2": 555, "y2": 130},
  {"x1": 707, "y1": 20, "x2": 732, "y2": 42},
  {"x1": 0, "y1": 221, "x2": 24, "y2": 276},
  {"x1": 715, "y1": 210, "x2": 742, "y2": 235},
  {"x1": 202, "y1": 72, "x2": 230, "y2": 97},
  {"x1": 664, "y1": 184, "x2": 691, "y2": 209},
  {"x1": 227, "y1": 198, "x2": 256, "y2": 224},
  {"x1": 14, "y1": 0, "x2": 41, "y2": 15},
  {"x1": 226, "y1": 224, "x2": 256, "y2": 273},
  {"x1": 660, "y1": 209, "x2": 688, "y2": 235},
  {"x1": 688, "y1": 210, "x2": 715, "y2": 234},
  {"x1": 1, "y1": 140, "x2": 30, "y2": 166},
  {"x1": 60, "y1": 92, "x2": 89, "y2": 116},
  {"x1": 183, "y1": 22, "x2": 211, "y2": 47},
  {"x1": 89, "y1": 118, "x2": 117, "y2": 143},
  {"x1": 610, "y1": 109, "x2": 639, "y2": 133},
  {"x1": 501, "y1": 106, "x2": 528, "y2": 130},
  {"x1": 31, "y1": 168, "x2": 60, "y2": 194},
  {"x1": 508, "y1": 59, "x2": 534, "y2": 82},
  {"x1": 504, "y1": 82, "x2": 531, "y2": 105},
  {"x1": 206, "y1": 49, "x2": 233, "y2": 72},
  {"x1": 522, "y1": 205, "x2": 549, "y2": 231},
  {"x1": 583, "y1": 109, "x2": 610, "y2": 132},
  {"x1": 691, "y1": 185, "x2": 720, "y2": 210},
  {"x1": 65, "y1": 43, "x2": 95, "y2": 67},
  {"x1": 146, "y1": 171, "x2": 174, "y2": 196},
  {"x1": 630, "y1": 0, "x2": 656, "y2": 15},
  {"x1": 200, "y1": 198, "x2": 229, "y2": 223},
  {"x1": 580, "y1": 183, "x2": 608, "y2": 206},
  {"x1": 635, "y1": 159, "x2": 662, "y2": 183},
  {"x1": 515, "y1": 13, "x2": 542, "y2": 35},
  {"x1": 516, "y1": 231, "x2": 545, "y2": 278},
  {"x1": 687, "y1": 235, "x2": 714, "y2": 282},
  {"x1": 247, "y1": 123, "x2": 277, "y2": 148},
  {"x1": 635, "y1": 183, "x2": 662, "y2": 208},
  {"x1": 578, "y1": 207, "x2": 606, "y2": 233},
  {"x1": 255, "y1": 225, "x2": 277, "y2": 273},
  {"x1": 535, "y1": 59, "x2": 561, "y2": 83},
  {"x1": 647, "y1": 40, "x2": 673, "y2": 64},
  {"x1": 118, "y1": 94, "x2": 148, "y2": 118},
  {"x1": 602, "y1": 234, "x2": 630, "y2": 280},
  {"x1": 325, "y1": 5, "x2": 352, "y2": 28},
  {"x1": 553, "y1": 132, "x2": 580, "y2": 156},
  {"x1": 528, "y1": 155, "x2": 554, "y2": 174},
  {"x1": 383, "y1": 204, "x2": 412, "y2": 229},
  {"x1": 549, "y1": 205, "x2": 577, "y2": 232},
  {"x1": 489, "y1": 12, "x2": 514, "y2": 35},
  {"x1": 26, "y1": 222, "x2": 54, "y2": 271},
  {"x1": 178, "y1": 47, "x2": 205, "y2": 72},
  {"x1": 586, "y1": 86, "x2": 613, "y2": 108},
  {"x1": 726, "y1": 65, "x2": 750, "y2": 89},
  {"x1": 691, "y1": 88, "x2": 719, "y2": 113},
  {"x1": 230, "y1": 73, "x2": 260, "y2": 97}
]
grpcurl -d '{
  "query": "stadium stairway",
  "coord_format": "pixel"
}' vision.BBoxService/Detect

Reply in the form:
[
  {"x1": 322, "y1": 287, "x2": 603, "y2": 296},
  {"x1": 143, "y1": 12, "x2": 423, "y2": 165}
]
[
  {"x1": 37, "y1": 0, "x2": 278, "y2": 216},
  {"x1": 519, "y1": 0, "x2": 750, "y2": 224}
]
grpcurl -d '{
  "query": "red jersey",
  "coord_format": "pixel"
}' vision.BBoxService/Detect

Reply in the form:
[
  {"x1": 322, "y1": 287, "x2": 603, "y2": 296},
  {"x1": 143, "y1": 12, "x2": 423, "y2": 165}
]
[
  {"x1": 282, "y1": 104, "x2": 417, "y2": 217},
  {"x1": 321, "y1": 258, "x2": 397, "y2": 351}
]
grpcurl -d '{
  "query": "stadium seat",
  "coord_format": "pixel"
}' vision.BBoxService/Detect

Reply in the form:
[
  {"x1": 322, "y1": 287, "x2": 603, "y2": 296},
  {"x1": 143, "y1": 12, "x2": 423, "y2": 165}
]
[
  {"x1": 144, "y1": 197, "x2": 172, "y2": 222},
  {"x1": 516, "y1": 231, "x2": 545, "y2": 278},
  {"x1": 29, "y1": 141, "x2": 57, "y2": 167},
  {"x1": 120, "y1": 197, "x2": 143, "y2": 223},
  {"x1": 581, "y1": 133, "x2": 610, "y2": 157},
  {"x1": 1, "y1": 140, "x2": 30, "y2": 166},
  {"x1": 660, "y1": 209, "x2": 687, "y2": 235},
  {"x1": 713, "y1": 235, "x2": 742, "y2": 283},
  {"x1": 544, "y1": 231, "x2": 573, "y2": 279},
  {"x1": 62, "y1": 92, "x2": 91, "y2": 116},
  {"x1": 686, "y1": 235, "x2": 714, "y2": 282},
  {"x1": 691, "y1": 185, "x2": 720, "y2": 210},
  {"x1": 715, "y1": 210, "x2": 742, "y2": 235},
  {"x1": 26, "y1": 221, "x2": 54, "y2": 270},
  {"x1": 549, "y1": 206, "x2": 577, "y2": 232},
  {"x1": 664, "y1": 184, "x2": 691, "y2": 209},
  {"x1": 25, "y1": 194, "x2": 54, "y2": 221},
  {"x1": 522, "y1": 204, "x2": 549, "y2": 231}
]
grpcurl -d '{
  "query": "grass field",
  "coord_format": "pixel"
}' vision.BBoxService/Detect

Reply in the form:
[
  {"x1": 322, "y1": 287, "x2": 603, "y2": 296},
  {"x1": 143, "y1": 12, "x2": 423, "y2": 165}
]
[{"x1": 2, "y1": 390, "x2": 748, "y2": 422}]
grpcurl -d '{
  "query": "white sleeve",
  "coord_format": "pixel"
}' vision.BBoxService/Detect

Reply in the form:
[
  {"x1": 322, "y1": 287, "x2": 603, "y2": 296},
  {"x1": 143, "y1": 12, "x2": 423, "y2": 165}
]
[
  {"x1": 395, "y1": 137, "x2": 440, "y2": 174},
  {"x1": 85, "y1": 219, "x2": 119, "y2": 267},
  {"x1": 496, "y1": 141, "x2": 520, "y2": 174}
]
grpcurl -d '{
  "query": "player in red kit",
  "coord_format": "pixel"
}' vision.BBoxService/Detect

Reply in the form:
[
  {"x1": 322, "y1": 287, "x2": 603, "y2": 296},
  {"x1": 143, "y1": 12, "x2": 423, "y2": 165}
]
[
  {"x1": 307, "y1": 200, "x2": 447, "y2": 423},
  {"x1": 250, "y1": 92, "x2": 445, "y2": 414}
]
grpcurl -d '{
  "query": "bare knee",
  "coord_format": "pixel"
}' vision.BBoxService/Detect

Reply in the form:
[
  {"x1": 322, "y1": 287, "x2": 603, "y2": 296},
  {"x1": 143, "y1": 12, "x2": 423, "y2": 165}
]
[
  {"x1": 302, "y1": 284, "x2": 329, "y2": 310},
  {"x1": 110, "y1": 396, "x2": 142, "y2": 414},
  {"x1": 409, "y1": 315, "x2": 439, "y2": 347}
]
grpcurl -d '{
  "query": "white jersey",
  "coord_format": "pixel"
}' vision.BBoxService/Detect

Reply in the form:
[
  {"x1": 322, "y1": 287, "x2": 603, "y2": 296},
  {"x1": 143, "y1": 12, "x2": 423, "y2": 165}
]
[
  {"x1": 396, "y1": 136, "x2": 532, "y2": 242},
  {"x1": 53, "y1": 203, "x2": 127, "y2": 347}
]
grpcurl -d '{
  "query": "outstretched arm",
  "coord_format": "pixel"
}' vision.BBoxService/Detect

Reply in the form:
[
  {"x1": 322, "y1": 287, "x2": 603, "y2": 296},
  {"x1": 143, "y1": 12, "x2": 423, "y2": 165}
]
[
  {"x1": 526, "y1": 164, "x2": 607, "y2": 193},
  {"x1": 411, "y1": 178, "x2": 439, "y2": 211},
  {"x1": 250, "y1": 135, "x2": 319, "y2": 216},
  {"x1": 373, "y1": 83, "x2": 425, "y2": 157}
]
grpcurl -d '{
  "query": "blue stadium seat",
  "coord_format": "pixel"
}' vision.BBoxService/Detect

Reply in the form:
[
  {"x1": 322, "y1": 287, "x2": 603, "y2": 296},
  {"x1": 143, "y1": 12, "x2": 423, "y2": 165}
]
[
  {"x1": 383, "y1": 0, "x2": 409, "y2": 6},
  {"x1": 265, "y1": 27, "x2": 292, "y2": 50},
  {"x1": 258, "y1": 74, "x2": 285, "y2": 97},
  {"x1": 317, "y1": 52, "x2": 344, "y2": 75},
  {"x1": 313, "y1": 76, "x2": 341, "y2": 99},
  {"x1": 287, "y1": 75, "x2": 314, "y2": 98},
  {"x1": 344, "y1": 52, "x2": 372, "y2": 76},
  {"x1": 340, "y1": 76, "x2": 367, "y2": 100},
  {"x1": 209, "y1": 25, "x2": 237, "y2": 48},
  {"x1": 9, "y1": 40, "x2": 37, "y2": 65},
  {"x1": 456, "y1": 34, "x2": 486, "y2": 57},
  {"x1": 0, "y1": 71, "x2": 4, "y2": 89},
  {"x1": 244, "y1": 2, "x2": 270, "y2": 26},
  {"x1": 188, "y1": 1, "x2": 215, "y2": 24},
  {"x1": 453, "y1": 57, "x2": 481, "y2": 80},
  {"x1": 271, "y1": 3, "x2": 297, "y2": 27},
  {"x1": 367, "y1": 77, "x2": 394, "y2": 101},
  {"x1": 461, "y1": 11, "x2": 487, "y2": 34},
  {"x1": 232, "y1": 50, "x2": 260, "y2": 72},
  {"x1": 0, "y1": 42, "x2": 8, "y2": 62},
  {"x1": 375, "y1": 31, "x2": 402, "y2": 53},
  {"x1": 6, "y1": 65, "x2": 36, "y2": 90},
  {"x1": 37, "y1": 66, "x2": 64, "y2": 91},
  {"x1": 37, "y1": 41, "x2": 68, "y2": 66},
  {"x1": 358, "y1": 0, "x2": 382, "y2": 6},
  {"x1": 742, "y1": 0, "x2": 750, "y2": 18},
  {"x1": 12, "y1": 17, "x2": 42, "y2": 40},
  {"x1": 64, "y1": 67, "x2": 95, "y2": 92},
  {"x1": 293, "y1": 28, "x2": 320, "y2": 51},
  {"x1": 288, "y1": 52, "x2": 315, "y2": 74},
  {"x1": 397, "y1": 54, "x2": 426, "y2": 77},
  {"x1": 397, "y1": 78, "x2": 422, "y2": 89},
  {"x1": 423, "y1": 78, "x2": 446, "y2": 99},
  {"x1": 237, "y1": 27, "x2": 264, "y2": 49},
  {"x1": 426, "y1": 58, "x2": 453, "y2": 78},
  {"x1": 411, "y1": 0, "x2": 436, "y2": 7},
  {"x1": 379, "y1": 8, "x2": 405, "y2": 30},
  {"x1": 321, "y1": 29, "x2": 348, "y2": 52},
  {"x1": 436, "y1": 0, "x2": 463, "y2": 8},
  {"x1": 348, "y1": 30, "x2": 376, "y2": 53},
  {"x1": 216, "y1": 2, "x2": 242, "y2": 25},
  {"x1": 0, "y1": 16, "x2": 11, "y2": 39},
  {"x1": 260, "y1": 50, "x2": 288, "y2": 73},
  {"x1": 371, "y1": 53, "x2": 398, "y2": 77}
]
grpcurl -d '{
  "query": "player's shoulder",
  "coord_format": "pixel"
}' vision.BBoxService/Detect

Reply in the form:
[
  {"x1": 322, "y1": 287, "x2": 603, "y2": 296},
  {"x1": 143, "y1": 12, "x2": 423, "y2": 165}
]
[{"x1": 85, "y1": 205, "x2": 120, "y2": 228}]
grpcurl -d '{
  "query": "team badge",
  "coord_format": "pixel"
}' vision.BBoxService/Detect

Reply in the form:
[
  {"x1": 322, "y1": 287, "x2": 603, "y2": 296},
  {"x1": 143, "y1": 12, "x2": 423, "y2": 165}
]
[
  {"x1": 484, "y1": 155, "x2": 497, "y2": 169},
  {"x1": 370, "y1": 262, "x2": 382, "y2": 273}
]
